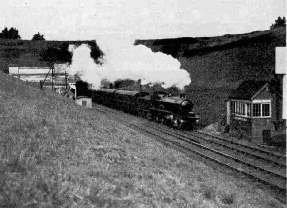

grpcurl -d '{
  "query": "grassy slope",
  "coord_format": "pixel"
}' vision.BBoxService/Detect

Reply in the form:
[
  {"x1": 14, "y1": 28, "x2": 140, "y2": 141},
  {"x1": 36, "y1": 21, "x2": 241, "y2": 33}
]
[
  {"x1": 136, "y1": 27, "x2": 286, "y2": 126},
  {"x1": 0, "y1": 71, "x2": 284, "y2": 207}
]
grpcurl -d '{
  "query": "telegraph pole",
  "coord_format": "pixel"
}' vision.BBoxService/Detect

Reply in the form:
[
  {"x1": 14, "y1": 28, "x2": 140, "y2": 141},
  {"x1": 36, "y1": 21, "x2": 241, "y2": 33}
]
[
  {"x1": 51, "y1": 65, "x2": 54, "y2": 91},
  {"x1": 275, "y1": 47, "x2": 286, "y2": 142},
  {"x1": 65, "y1": 71, "x2": 68, "y2": 89}
]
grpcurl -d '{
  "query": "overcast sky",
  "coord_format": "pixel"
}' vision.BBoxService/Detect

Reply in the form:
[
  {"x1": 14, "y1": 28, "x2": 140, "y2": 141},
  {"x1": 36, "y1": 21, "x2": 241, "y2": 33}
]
[{"x1": 0, "y1": 0, "x2": 285, "y2": 40}]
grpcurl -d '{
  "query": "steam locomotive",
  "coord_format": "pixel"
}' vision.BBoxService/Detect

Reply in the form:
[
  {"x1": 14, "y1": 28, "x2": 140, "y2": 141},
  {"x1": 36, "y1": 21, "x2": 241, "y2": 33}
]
[{"x1": 90, "y1": 89, "x2": 199, "y2": 130}]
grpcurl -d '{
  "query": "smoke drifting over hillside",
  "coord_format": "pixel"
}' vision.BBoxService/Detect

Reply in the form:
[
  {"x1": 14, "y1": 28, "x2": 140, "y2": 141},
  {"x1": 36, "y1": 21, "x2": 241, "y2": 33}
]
[{"x1": 67, "y1": 37, "x2": 191, "y2": 90}]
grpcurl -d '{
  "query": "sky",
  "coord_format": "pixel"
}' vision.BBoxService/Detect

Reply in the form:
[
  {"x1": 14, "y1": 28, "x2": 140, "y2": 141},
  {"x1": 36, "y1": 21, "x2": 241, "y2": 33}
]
[{"x1": 0, "y1": 0, "x2": 286, "y2": 41}]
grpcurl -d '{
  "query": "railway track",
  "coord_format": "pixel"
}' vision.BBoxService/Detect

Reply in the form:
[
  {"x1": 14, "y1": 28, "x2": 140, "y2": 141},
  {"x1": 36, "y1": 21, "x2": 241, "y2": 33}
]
[
  {"x1": 153, "y1": 125, "x2": 286, "y2": 173},
  {"x1": 92, "y1": 103, "x2": 286, "y2": 202},
  {"x1": 143, "y1": 122, "x2": 286, "y2": 189},
  {"x1": 194, "y1": 130, "x2": 286, "y2": 164}
]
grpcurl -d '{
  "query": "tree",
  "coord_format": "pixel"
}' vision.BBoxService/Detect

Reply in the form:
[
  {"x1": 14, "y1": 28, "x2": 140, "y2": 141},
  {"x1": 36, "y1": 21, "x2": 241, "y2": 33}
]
[
  {"x1": 270, "y1": 16, "x2": 286, "y2": 29},
  {"x1": 0, "y1": 27, "x2": 21, "y2": 39},
  {"x1": 32, "y1": 32, "x2": 45, "y2": 41},
  {"x1": 39, "y1": 43, "x2": 72, "y2": 64},
  {"x1": 114, "y1": 79, "x2": 135, "y2": 89},
  {"x1": 88, "y1": 41, "x2": 104, "y2": 64}
]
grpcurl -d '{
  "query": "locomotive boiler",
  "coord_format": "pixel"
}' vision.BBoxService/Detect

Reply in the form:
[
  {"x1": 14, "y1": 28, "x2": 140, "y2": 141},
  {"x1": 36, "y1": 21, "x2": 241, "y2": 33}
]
[{"x1": 137, "y1": 92, "x2": 199, "y2": 130}]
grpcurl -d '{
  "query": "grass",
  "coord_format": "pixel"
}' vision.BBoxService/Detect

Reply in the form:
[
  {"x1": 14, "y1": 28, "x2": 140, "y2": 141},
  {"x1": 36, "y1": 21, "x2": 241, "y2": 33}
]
[
  {"x1": 0, "y1": 71, "x2": 285, "y2": 207},
  {"x1": 185, "y1": 86, "x2": 232, "y2": 127}
]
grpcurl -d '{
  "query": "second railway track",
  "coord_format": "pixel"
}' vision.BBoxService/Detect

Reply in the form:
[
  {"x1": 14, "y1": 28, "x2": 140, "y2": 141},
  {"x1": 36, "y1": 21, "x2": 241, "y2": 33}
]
[
  {"x1": 194, "y1": 130, "x2": 286, "y2": 164},
  {"x1": 148, "y1": 123, "x2": 286, "y2": 172}
]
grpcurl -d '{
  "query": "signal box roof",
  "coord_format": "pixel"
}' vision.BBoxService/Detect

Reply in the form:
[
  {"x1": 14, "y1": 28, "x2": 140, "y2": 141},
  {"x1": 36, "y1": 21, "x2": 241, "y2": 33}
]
[{"x1": 228, "y1": 80, "x2": 280, "y2": 100}]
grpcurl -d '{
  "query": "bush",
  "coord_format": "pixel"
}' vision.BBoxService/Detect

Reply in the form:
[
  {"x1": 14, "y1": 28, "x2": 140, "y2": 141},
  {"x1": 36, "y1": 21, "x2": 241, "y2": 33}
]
[
  {"x1": 270, "y1": 16, "x2": 286, "y2": 29},
  {"x1": 0, "y1": 27, "x2": 21, "y2": 39},
  {"x1": 32, "y1": 32, "x2": 45, "y2": 41}
]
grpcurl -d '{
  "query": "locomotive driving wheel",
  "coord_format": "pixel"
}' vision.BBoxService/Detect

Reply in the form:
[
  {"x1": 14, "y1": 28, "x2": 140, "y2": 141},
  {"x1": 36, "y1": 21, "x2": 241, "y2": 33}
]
[
  {"x1": 178, "y1": 120, "x2": 185, "y2": 130},
  {"x1": 156, "y1": 104, "x2": 166, "y2": 124},
  {"x1": 147, "y1": 110, "x2": 153, "y2": 121},
  {"x1": 173, "y1": 117, "x2": 185, "y2": 130},
  {"x1": 155, "y1": 114, "x2": 163, "y2": 123}
]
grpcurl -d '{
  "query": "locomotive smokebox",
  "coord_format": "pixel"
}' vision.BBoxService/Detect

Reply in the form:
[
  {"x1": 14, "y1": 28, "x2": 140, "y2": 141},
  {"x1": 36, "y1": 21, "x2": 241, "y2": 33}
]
[
  {"x1": 179, "y1": 89, "x2": 186, "y2": 98},
  {"x1": 138, "y1": 79, "x2": 142, "y2": 91},
  {"x1": 181, "y1": 100, "x2": 193, "y2": 112}
]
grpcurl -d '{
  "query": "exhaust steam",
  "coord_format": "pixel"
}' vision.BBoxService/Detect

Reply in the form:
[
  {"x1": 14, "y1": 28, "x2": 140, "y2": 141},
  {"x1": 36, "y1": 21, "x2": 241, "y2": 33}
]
[{"x1": 67, "y1": 36, "x2": 191, "y2": 90}]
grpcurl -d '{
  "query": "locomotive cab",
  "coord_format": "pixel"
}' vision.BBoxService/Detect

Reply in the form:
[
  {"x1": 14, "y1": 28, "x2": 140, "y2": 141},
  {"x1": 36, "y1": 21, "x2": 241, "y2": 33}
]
[{"x1": 151, "y1": 91, "x2": 168, "y2": 101}]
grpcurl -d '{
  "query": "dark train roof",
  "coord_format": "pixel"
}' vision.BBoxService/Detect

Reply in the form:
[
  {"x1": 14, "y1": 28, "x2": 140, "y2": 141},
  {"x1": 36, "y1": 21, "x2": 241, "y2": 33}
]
[
  {"x1": 138, "y1": 94, "x2": 152, "y2": 100},
  {"x1": 97, "y1": 88, "x2": 149, "y2": 97},
  {"x1": 115, "y1": 90, "x2": 149, "y2": 97},
  {"x1": 97, "y1": 89, "x2": 117, "y2": 93},
  {"x1": 162, "y1": 96, "x2": 184, "y2": 102},
  {"x1": 229, "y1": 80, "x2": 270, "y2": 100}
]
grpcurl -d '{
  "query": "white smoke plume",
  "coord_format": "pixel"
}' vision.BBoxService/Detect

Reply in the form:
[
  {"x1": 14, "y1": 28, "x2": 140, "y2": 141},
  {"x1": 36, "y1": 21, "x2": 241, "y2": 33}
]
[{"x1": 67, "y1": 36, "x2": 191, "y2": 90}]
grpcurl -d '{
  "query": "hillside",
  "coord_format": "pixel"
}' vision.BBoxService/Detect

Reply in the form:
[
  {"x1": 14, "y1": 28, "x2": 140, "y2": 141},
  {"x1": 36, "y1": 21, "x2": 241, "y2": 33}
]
[
  {"x1": 0, "y1": 39, "x2": 102, "y2": 73},
  {"x1": 135, "y1": 27, "x2": 285, "y2": 88},
  {"x1": 136, "y1": 27, "x2": 286, "y2": 125},
  {"x1": 0, "y1": 69, "x2": 285, "y2": 207}
]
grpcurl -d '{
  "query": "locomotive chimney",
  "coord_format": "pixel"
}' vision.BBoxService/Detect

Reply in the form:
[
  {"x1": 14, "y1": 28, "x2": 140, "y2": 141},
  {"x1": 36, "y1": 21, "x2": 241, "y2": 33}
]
[
  {"x1": 179, "y1": 88, "x2": 186, "y2": 98},
  {"x1": 138, "y1": 79, "x2": 142, "y2": 91}
]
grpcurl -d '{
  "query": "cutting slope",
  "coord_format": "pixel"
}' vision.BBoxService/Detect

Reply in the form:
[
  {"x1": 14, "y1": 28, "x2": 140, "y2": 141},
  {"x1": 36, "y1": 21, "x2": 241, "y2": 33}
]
[{"x1": 136, "y1": 27, "x2": 286, "y2": 87}]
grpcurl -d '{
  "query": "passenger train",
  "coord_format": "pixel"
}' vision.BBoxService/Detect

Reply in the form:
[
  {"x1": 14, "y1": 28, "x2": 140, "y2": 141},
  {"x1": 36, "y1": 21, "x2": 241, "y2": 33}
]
[{"x1": 90, "y1": 89, "x2": 199, "y2": 130}]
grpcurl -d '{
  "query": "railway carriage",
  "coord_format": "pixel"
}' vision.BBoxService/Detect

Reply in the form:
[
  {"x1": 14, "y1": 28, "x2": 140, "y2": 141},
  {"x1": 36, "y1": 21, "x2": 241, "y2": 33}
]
[
  {"x1": 113, "y1": 90, "x2": 149, "y2": 114},
  {"x1": 92, "y1": 89, "x2": 116, "y2": 106},
  {"x1": 137, "y1": 95, "x2": 153, "y2": 118}
]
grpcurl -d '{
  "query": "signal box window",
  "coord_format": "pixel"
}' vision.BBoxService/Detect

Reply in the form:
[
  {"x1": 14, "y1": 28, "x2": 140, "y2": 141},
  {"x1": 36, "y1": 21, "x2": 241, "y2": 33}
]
[
  {"x1": 253, "y1": 104, "x2": 261, "y2": 117},
  {"x1": 262, "y1": 104, "x2": 270, "y2": 117},
  {"x1": 231, "y1": 102, "x2": 235, "y2": 114},
  {"x1": 231, "y1": 101, "x2": 250, "y2": 117},
  {"x1": 246, "y1": 103, "x2": 251, "y2": 116},
  {"x1": 252, "y1": 102, "x2": 271, "y2": 118}
]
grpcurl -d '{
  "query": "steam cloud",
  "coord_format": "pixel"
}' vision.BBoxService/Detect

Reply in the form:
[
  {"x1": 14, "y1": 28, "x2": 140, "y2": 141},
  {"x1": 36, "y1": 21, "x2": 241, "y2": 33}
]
[{"x1": 67, "y1": 36, "x2": 191, "y2": 90}]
